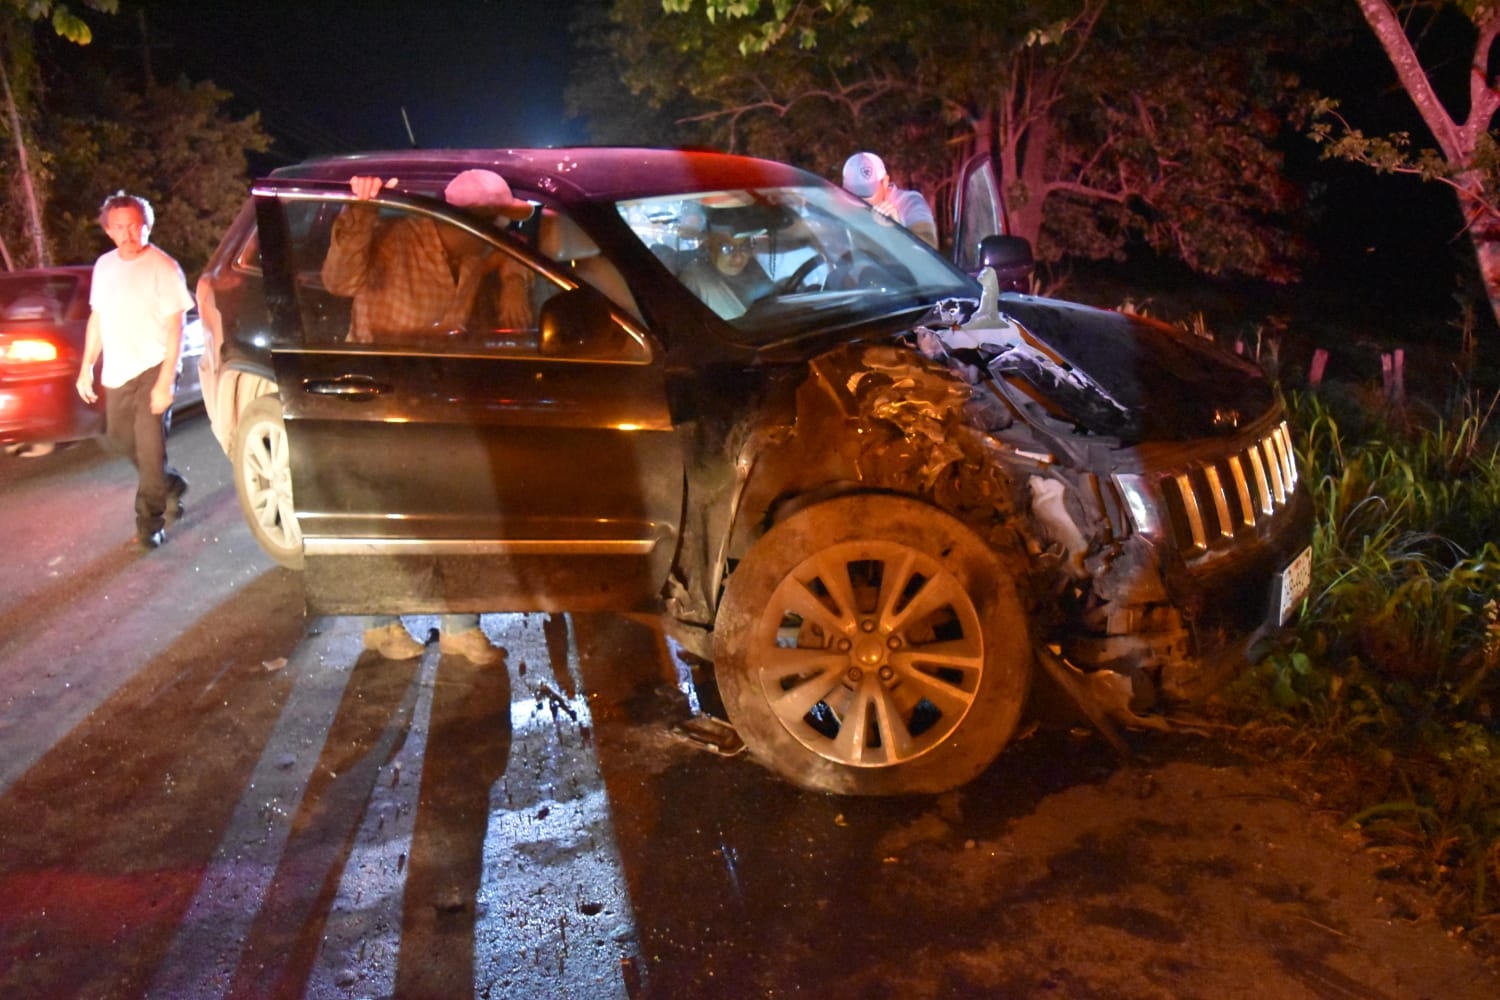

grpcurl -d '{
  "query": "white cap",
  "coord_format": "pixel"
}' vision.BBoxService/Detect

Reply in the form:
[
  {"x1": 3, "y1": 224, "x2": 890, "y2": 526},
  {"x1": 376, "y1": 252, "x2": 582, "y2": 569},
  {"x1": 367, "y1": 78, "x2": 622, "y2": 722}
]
[
  {"x1": 842, "y1": 152, "x2": 887, "y2": 198},
  {"x1": 443, "y1": 169, "x2": 532, "y2": 220}
]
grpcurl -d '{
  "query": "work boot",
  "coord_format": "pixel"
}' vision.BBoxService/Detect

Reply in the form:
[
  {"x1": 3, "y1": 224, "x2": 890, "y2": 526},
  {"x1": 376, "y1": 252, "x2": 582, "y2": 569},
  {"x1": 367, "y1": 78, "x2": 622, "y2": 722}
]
[
  {"x1": 364, "y1": 622, "x2": 425, "y2": 660},
  {"x1": 438, "y1": 627, "x2": 503, "y2": 665}
]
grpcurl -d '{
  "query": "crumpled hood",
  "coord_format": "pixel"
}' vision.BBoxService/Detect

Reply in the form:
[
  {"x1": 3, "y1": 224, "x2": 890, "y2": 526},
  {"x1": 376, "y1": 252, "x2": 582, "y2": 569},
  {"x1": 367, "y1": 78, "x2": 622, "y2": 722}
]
[{"x1": 921, "y1": 291, "x2": 1275, "y2": 444}]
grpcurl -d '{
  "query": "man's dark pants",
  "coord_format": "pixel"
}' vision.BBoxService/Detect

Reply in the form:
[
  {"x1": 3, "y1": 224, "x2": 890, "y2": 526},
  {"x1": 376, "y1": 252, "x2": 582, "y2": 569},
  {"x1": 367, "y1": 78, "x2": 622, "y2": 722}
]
[{"x1": 103, "y1": 363, "x2": 185, "y2": 538}]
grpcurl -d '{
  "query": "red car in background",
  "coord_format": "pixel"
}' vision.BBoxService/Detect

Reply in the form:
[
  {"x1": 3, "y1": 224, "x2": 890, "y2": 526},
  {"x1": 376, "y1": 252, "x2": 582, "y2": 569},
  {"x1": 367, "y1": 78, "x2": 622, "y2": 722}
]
[{"x1": 0, "y1": 265, "x2": 203, "y2": 457}]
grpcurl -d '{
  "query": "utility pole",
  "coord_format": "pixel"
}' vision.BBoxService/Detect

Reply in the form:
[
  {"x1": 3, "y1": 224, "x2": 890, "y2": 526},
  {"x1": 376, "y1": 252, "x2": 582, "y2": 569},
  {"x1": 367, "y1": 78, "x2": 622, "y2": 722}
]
[
  {"x1": 0, "y1": 42, "x2": 48, "y2": 268},
  {"x1": 128, "y1": 8, "x2": 173, "y2": 88}
]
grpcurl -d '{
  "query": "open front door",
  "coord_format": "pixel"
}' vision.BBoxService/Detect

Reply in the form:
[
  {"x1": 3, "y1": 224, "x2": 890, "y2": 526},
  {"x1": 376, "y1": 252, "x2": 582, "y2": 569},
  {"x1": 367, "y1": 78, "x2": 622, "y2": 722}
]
[
  {"x1": 258, "y1": 187, "x2": 683, "y2": 615},
  {"x1": 952, "y1": 153, "x2": 1007, "y2": 274}
]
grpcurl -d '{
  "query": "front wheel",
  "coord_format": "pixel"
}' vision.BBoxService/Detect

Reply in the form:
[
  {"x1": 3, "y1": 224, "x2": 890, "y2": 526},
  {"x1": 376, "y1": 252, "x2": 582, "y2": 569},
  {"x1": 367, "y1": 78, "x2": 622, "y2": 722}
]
[
  {"x1": 230, "y1": 394, "x2": 304, "y2": 570},
  {"x1": 713, "y1": 495, "x2": 1032, "y2": 795}
]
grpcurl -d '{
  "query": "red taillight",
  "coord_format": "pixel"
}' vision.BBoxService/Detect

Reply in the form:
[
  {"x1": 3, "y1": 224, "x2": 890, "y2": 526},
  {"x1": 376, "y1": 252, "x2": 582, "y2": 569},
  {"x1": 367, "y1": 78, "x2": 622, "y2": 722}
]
[{"x1": 3, "y1": 338, "x2": 61, "y2": 363}]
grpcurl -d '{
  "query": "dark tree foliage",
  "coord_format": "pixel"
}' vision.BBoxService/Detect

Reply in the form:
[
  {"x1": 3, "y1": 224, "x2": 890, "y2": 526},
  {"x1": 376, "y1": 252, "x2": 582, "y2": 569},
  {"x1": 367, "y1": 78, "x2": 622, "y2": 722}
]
[
  {"x1": 40, "y1": 71, "x2": 269, "y2": 274},
  {"x1": 1, "y1": 5, "x2": 267, "y2": 274},
  {"x1": 569, "y1": 0, "x2": 1353, "y2": 285},
  {"x1": 1313, "y1": 1, "x2": 1500, "y2": 338}
]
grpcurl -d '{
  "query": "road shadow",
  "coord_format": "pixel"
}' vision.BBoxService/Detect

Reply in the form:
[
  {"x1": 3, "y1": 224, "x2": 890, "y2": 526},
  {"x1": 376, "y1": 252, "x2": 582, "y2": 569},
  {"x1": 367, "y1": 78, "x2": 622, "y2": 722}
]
[
  {"x1": 214, "y1": 641, "x2": 513, "y2": 1000},
  {"x1": 0, "y1": 534, "x2": 153, "y2": 656},
  {"x1": 0, "y1": 569, "x2": 307, "y2": 999},
  {"x1": 392, "y1": 651, "x2": 513, "y2": 999},
  {"x1": 0, "y1": 590, "x2": 515, "y2": 1000}
]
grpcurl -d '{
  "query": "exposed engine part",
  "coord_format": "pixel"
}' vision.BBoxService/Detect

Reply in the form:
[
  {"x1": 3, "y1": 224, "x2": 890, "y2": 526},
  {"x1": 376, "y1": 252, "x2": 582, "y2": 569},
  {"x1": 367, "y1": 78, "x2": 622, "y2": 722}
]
[
  {"x1": 1034, "y1": 647, "x2": 1182, "y2": 757},
  {"x1": 1028, "y1": 476, "x2": 1089, "y2": 578}
]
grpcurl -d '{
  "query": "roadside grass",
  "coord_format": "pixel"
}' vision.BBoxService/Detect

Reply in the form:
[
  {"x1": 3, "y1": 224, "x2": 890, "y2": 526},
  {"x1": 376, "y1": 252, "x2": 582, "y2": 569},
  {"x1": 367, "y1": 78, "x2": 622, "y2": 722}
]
[
  {"x1": 1225, "y1": 377, "x2": 1500, "y2": 940},
  {"x1": 1048, "y1": 261, "x2": 1500, "y2": 935}
]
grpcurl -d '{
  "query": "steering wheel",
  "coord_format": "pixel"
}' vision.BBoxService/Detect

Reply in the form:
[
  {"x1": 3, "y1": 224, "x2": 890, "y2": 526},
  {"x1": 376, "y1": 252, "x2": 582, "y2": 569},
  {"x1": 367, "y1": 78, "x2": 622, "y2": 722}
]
[{"x1": 774, "y1": 254, "x2": 826, "y2": 295}]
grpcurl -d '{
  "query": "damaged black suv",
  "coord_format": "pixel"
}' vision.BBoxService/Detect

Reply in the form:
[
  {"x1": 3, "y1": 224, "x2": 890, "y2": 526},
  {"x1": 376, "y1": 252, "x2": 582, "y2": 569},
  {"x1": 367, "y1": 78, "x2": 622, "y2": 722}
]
[{"x1": 196, "y1": 148, "x2": 1312, "y2": 795}]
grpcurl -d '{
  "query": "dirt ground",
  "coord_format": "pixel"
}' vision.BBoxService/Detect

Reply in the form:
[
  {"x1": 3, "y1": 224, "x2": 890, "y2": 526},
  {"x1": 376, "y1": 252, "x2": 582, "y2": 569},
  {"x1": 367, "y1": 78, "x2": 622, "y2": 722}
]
[
  {"x1": 590, "y1": 624, "x2": 1500, "y2": 999},
  {"x1": 972, "y1": 743, "x2": 1497, "y2": 999},
  {"x1": 674, "y1": 725, "x2": 1500, "y2": 1000}
]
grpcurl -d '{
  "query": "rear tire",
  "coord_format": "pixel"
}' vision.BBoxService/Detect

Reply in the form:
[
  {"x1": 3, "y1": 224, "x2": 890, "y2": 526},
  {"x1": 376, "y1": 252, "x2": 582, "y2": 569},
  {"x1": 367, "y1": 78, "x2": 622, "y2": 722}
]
[
  {"x1": 713, "y1": 494, "x2": 1032, "y2": 795},
  {"x1": 230, "y1": 394, "x2": 303, "y2": 569}
]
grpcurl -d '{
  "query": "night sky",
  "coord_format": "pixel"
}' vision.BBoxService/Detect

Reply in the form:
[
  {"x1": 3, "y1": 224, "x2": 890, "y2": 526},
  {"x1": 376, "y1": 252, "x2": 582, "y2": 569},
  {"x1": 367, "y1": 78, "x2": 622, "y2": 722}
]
[
  {"x1": 89, "y1": 1, "x2": 587, "y2": 165},
  {"x1": 68, "y1": 1, "x2": 1471, "y2": 330}
]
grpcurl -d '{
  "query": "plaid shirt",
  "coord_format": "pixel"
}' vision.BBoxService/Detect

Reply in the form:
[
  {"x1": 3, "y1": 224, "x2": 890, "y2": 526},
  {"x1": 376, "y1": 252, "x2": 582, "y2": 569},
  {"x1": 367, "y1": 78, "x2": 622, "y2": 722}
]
[{"x1": 321, "y1": 204, "x2": 530, "y2": 342}]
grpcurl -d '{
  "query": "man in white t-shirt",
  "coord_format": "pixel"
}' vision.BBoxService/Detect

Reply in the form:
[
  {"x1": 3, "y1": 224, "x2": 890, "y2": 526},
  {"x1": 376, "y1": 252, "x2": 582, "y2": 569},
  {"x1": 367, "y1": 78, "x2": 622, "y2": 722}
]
[
  {"x1": 76, "y1": 192, "x2": 194, "y2": 550},
  {"x1": 841, "y1": 151, "x2": 939, "y2": 249}
]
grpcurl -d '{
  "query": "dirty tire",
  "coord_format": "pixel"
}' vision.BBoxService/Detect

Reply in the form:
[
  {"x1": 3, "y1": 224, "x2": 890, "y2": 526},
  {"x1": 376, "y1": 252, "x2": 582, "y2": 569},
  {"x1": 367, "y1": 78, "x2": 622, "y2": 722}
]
[
  {"x1": 231, "y1": 394, "x2": 304, "y2": 570},
  {"x1": 713, "y1": 494, "x2": 1031, "y2": 795}
]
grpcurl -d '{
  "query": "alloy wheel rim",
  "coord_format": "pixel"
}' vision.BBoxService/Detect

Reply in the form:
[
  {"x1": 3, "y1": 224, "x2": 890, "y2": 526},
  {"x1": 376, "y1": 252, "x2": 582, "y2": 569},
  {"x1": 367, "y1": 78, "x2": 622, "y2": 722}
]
[{"x1": 753, "y1": 540, "x2": 985, "y2": 767}]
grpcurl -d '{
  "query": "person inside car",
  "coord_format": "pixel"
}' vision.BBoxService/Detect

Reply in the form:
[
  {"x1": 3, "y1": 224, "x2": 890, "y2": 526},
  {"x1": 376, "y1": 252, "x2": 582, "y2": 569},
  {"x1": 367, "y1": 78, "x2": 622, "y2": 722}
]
[{"x1": 678, "y1": 226, "x2": 773, "y2": 320}]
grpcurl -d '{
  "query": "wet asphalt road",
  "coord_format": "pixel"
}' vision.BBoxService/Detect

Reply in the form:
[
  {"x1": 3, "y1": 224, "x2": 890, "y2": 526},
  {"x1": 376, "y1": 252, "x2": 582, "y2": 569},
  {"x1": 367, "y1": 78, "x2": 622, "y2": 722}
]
[
  {"x1": 2, "y1": 414, "x2": 1499, "y2": 1000},
  {"x1": 0, "y1": 414, "x2": 654, "y2": 998}
]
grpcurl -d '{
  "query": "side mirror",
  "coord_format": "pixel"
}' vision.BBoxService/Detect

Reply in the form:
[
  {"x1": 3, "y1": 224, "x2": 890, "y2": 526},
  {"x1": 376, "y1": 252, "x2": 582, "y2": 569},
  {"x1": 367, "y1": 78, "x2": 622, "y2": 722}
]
[
  {"x1": 977, "y1": 235, "x2": 1034, "y2": 292},
  {"x1": 538, "y1": 285, "x2": 620, "y2": 358}
]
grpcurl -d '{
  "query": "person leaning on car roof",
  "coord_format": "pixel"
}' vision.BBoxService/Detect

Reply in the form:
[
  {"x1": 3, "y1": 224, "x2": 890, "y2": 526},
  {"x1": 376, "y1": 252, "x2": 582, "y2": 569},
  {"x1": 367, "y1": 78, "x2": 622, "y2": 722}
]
[
  {"x1": 318, "y1": 169, "x2": 535, "y2": 665},
  {"x1": 76, "y1": 191, "x2": 193, "y2": 551},
  {"x1": 320, "y1": 169, "x2": 535, "y2": 341},
  {"x1": 841, "y1": 151, "x2": 938, "y2": 249}
]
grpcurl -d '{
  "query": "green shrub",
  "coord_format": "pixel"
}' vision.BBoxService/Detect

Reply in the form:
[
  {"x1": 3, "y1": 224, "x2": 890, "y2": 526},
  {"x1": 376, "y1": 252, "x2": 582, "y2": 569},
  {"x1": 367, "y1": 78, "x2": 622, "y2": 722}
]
[
  {"x1": 1287, "y1": 389, "x2": 1500, "y2": 687},
  {"x1": 1237, "y1": 384, "x2": 1500, "y2": 925}
]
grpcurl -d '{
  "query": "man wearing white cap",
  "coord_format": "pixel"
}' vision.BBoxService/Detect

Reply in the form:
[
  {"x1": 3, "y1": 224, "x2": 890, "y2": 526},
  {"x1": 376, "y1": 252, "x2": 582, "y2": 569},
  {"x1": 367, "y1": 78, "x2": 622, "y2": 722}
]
[
  {"x1": 321, "y1": 169, "x2": 535, "y2": 665},
  {"x1": 841, "y1": 151, "x2": 938, "y2": 249}
]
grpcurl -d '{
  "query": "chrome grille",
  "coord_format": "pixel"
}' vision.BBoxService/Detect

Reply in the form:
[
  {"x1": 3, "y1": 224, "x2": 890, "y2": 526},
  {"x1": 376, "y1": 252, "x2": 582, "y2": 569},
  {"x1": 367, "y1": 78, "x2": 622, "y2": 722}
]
[{"x1": 1162, "y1": 421, "x2": 1300, "y2": 552}]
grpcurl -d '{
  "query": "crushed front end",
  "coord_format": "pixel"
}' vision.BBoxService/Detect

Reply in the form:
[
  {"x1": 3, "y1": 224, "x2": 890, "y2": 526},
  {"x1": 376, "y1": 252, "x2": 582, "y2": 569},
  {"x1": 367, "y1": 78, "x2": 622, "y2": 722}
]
[
  {"x1": 918, "y1": 279, "x2": 1315, "y2": 710},
  {"x1": 680, "y1": 274, "x2": 1313, "y2": 721}
]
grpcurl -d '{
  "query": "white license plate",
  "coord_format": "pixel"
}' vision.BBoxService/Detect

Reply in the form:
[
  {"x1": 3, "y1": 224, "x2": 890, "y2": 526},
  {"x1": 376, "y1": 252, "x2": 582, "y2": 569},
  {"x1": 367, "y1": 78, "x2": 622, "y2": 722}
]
[{"x1": 1278, "y1": 545, "x2": 1313, "y2": 624}]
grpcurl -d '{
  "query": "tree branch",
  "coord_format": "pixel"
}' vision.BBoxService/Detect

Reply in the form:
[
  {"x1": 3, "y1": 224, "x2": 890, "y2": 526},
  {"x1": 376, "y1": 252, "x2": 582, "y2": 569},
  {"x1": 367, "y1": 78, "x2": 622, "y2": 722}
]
[{"x1": 1354, "y1": 0, "x2": 1468, "y2": 160}]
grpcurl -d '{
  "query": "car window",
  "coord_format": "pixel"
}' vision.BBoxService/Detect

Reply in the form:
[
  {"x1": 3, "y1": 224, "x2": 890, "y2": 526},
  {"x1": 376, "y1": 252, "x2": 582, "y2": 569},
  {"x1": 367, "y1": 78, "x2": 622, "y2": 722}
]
[
  {"x1": 0, "y1": 274, "x2": 83, "y2": 322},
  {"x1": 233, "y1": 230, "x2": 261, "y2": 273},
  {"x1": 534, "y1": 208, "x2": 642, "y2": 321},
  {"x1": 277, "y1": 197, "x2": 647, "y2": 361},
  {"x1": 236, "y1": 199, "x2": 338, "y2": 277},
  {"x1": 615, "y1": 185, "x2": 975, "y2": 342}
]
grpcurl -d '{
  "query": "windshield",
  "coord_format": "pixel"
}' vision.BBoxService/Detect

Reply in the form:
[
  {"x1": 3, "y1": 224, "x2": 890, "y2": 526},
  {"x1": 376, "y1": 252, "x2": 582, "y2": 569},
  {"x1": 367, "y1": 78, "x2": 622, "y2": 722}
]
[{"x1": 616, "y1": 185, "x2": 975, "y2": 343}]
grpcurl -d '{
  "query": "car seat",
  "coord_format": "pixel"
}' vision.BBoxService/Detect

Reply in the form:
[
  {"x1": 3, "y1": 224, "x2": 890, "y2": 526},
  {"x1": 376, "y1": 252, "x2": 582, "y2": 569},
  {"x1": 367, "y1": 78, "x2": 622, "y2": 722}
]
[{"x1": 538, "y1": 212, "x2": 641, "y2": 319}]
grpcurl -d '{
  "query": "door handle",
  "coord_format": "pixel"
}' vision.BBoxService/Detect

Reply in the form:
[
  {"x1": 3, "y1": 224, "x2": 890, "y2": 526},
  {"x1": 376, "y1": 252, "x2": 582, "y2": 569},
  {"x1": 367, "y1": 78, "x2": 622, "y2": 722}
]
[{"x1": 302, "y1": 375, "x2": 389, "y2": 399}]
